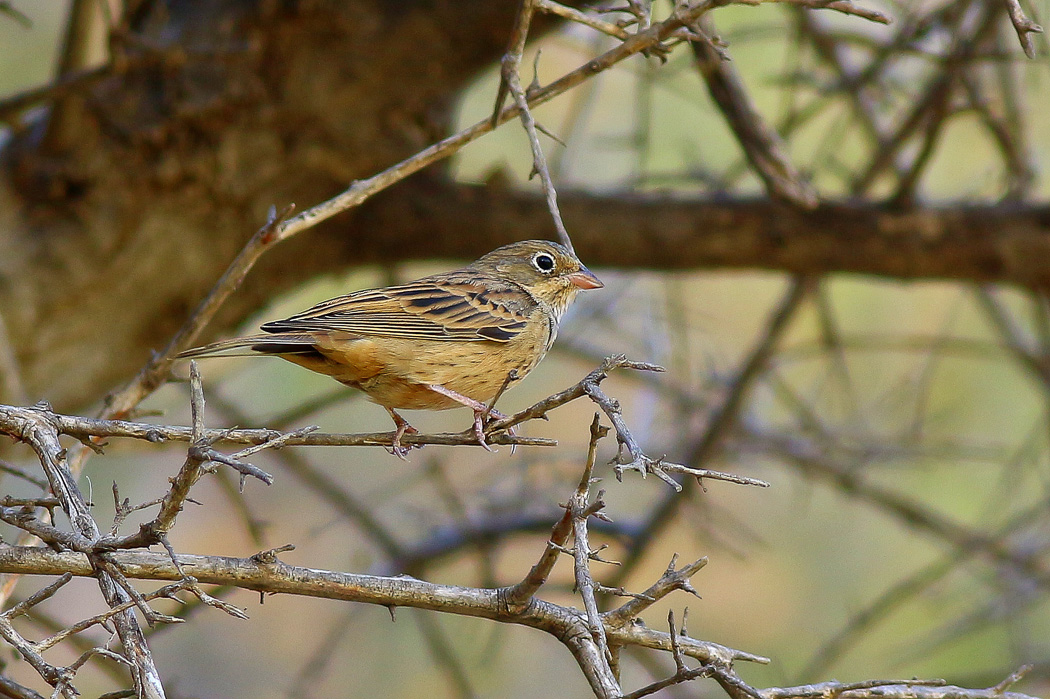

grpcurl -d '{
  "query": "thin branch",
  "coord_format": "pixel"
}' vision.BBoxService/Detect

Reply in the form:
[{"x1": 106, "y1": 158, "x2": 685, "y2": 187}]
[
  {"x1": 1003, "y1": 0, "x2": 1043, "y2": 58},
  {"x1": 497, "y1": 0, "x2": 575, "y2": 251},
  {"x1": 582, "y1": 366, "x2": 770, "y2": 490},
  {"x1": 0, "y1": 674, "x2": 46, "y2": 699},
  {"x1": 538, "y1": 0, "x2": 630, "y2": 41},
  {"x1": 567, "y1": 416, "x2": 618, "y2": 696},
  {"x1": 742, "y1": 428, "x2": 1050, "y2": 587},
  {"x1": 620, "y1": 662, "x2": 714, "y2": 699},
  {"x1": 758, "y1": 678, "x2": 1034, "y2": 699},
  {"x1": 734, "y1": 0, "x2": 889, "y2": 23},
  {"x1": 606, "y1": 278, "x2": 807, "y2": 589},
  {"x1": 0, "y1": 1, "x2": 32, "y2": 28},
  {"x1": 604, "y1": 554, "x2": 707, "y2": 629},
  {"x1": 0, "y1": 402, "x2": 166, "y2": 698},
  {"x1": 486, "y1": 355, "x2": 769, "y2": 489},
  {"x1": 691, "y1": 17, "x2": 818, "y2": 208},
  {"x1": 0, "y1": 460, "x2": 48, "y2": 490},
  {"x1": 0, "y1": 403, "x2": 554, "y2": 451}
]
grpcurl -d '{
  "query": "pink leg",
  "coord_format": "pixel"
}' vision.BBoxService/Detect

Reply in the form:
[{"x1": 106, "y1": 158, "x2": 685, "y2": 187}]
[
  {"x1": 385, "y1": 407, "x2": 418, "y2": 460},
  {"x1": 424, "y1": 384, "x2": 505, "y2": 452}
]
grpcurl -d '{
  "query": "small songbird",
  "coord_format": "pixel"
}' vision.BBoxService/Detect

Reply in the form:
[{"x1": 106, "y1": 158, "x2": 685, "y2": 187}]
[{"x1": 177, "y1": 240, "x2": 603, "y2": 456}]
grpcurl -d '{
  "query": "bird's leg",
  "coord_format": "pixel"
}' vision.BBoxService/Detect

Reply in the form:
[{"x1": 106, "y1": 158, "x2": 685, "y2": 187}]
[
  {"x1": 385, "y1": 407, "x2": 418, "y2": 459},
  {"x1": 484, "y1": 369, "x2": 519, "y2": 440},
  {"x1": 424, "y1": 384, "x2": 501, "y2": 452}
]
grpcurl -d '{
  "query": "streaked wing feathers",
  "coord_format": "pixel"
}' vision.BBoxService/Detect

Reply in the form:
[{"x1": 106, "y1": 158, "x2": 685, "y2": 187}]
[{"x1": 260, "y1": 280, "x2": 532, "y2": 343}]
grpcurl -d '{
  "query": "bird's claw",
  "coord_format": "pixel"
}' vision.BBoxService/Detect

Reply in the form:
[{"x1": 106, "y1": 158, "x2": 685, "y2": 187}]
[
  {"x1": 388, "y1": 423, "x2": 420, "y2": 460},
  {"x1": 476, "y1": 408, "x2": 520, "y2": 453},
  {"x1": 473, "y1": 411, "x2": 497, "y2": 452}
]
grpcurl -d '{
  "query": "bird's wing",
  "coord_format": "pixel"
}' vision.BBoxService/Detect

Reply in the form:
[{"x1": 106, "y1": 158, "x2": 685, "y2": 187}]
[{"x1": 260, "y1": 279, "x2": 533, "y2": 342}]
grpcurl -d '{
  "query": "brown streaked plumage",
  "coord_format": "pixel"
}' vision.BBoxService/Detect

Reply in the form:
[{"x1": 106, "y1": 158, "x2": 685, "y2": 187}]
[{"x1": 177, "y1": 240, "x2": 602, "y2": 456}]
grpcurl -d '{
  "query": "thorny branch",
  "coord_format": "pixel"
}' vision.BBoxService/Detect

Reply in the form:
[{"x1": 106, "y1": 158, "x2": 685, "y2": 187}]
[
  {"x1": 0, "y1": 351, "x2": 762, "y2": 695},
  {"x1": 0, "y1": 544, "x2": 1035, "y2": 699},
  {"x1": 0, "y1": 412, "x2": 759, "y2": 698},
  {"x1": 566, "y1": 416, "x2": 618, "y2": 694},
  {"x1": 0, "y1": 367, "x2": 291, "y2": 696},
  {"x1": 489, "y1": 355, "x2": 770, "y2": 490},
  {"x1": 0, "y1": 356, "x2": 766, "y2": 488}
]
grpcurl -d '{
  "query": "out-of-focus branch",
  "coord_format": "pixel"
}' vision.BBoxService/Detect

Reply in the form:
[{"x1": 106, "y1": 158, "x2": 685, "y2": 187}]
[
  {"x1": 358, "y1": 181, "x2": 1050, "y2": 289},
  {"x1": 691, "y1": 18, "x2": 818, "y2": 208},
  {"x1": 606, "y1": 278, "x2": 807, "y2": 589},
  {"x1": 43, "y1": 0, "x2": 114, "y2": 151}
]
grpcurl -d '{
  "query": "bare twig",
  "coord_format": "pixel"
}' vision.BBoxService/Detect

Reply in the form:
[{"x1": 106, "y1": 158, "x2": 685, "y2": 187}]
[
  {"x1": 606, "y1": 277, "x2": 807, "y2": 590},
  {"x1": 799, "y1": 499, "x2": 1048, "y2": 678},
  {"x1": 0, "y1": 674, "x2": 47, "y2": 699},
  {"x1": 736, "y1": 0, "x2": 890, "y2": 24},
  {"x1": 0, "y1": 1, "x2": 32, "y2": 28},
  {"x1": 1003, "y1": 0, "x2": 1043, "y2": 58},
  {"x1": 567, "y1": 416, "x2": 617, "y2": 694},
  {"x1": 758, "y1": 678, "x2": 1031, "y2": 699},
  {"x1": 604, "y1": 554, "x2": 708, "y2": 628},
  {"x1": 0, "y1": 460, "x2": 49, "y2": 489},
  {"x1": 742, "y1": 428, "x2": 1050, "y2": 587},
  {"x1": 0, "y1": 403, "x2": 554, "y2": 451},
  {"x1": 538, "y1": 0, "x2": 630, "y2": 41},
  {"x1": 487, "y1": 355, "x2": 769, "y2": 490},
  {"x1": 497, "y1": 0, "x2": 576, "y2": 251}
]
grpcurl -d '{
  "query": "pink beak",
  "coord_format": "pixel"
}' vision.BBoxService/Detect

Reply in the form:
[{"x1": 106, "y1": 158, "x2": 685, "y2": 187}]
[{"x1": 567, "y1": 267, "x2": 603, "y2": 289}]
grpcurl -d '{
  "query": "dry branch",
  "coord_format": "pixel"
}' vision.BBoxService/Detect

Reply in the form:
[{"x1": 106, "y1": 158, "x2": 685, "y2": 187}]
[
  {"x1": 0, "y1": 545, "x2": 765, "y2": 667},
  {"x1": 0, "y1": 403, "x2": 554, "y2": 450},
  {"x1": 1003, "y1": 0, "x2": 1043, "y2": 58},
  {"x1": 0, "y1": 545, "x2": 1033, "y2": 699}
]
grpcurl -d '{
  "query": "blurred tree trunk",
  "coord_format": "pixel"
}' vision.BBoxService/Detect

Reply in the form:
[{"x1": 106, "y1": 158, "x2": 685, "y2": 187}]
[{"x1": 0, "y1": 0, "x2": 527, "y2": 409}]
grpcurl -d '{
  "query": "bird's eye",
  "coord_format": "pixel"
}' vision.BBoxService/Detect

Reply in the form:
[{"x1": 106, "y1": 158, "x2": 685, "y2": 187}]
[{"x1": 532, "y1": 252, "x2": 556, "y2": 273}]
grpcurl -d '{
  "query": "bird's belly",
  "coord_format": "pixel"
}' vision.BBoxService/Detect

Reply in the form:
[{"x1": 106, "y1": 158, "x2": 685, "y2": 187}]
[
  {"x1": 365, "y1": 336, "x2": 546, "y2": 410},
  {"x1": 289, "y1": 330, "x2": 550, "y2": 411}
]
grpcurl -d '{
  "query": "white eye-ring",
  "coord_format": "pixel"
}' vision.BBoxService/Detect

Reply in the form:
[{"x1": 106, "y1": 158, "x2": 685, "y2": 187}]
[{"x1": 532, "y1": 252, "x2": 556, "y2": 273}]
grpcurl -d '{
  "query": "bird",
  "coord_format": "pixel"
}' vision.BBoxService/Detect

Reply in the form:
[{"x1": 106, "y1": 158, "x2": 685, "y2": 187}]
[{"x1": 177, "y1": 240, "x2": 603, "y2": 456}]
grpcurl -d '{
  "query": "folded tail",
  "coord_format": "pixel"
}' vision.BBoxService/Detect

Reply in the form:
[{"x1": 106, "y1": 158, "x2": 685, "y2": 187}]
[{"x1": 176, "y1": 334, "x2": 322, "y2": 359}]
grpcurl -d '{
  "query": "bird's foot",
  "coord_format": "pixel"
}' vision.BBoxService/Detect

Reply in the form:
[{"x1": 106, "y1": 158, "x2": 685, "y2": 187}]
[
  {"x1": 481, "y1": 407, "x2": 520, "y2": 453},
  {"x1": 386, "y1": 408, "x2": 420, "y2": 460},
  {"x1": 471, "y1": 409, "x2": 497, "y2": 452},
  {"x1": 389, "y1": 423, "x2": 419, "y2": 460}
]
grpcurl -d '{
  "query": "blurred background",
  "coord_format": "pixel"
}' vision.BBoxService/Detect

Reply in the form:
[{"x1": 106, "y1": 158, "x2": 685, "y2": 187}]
[{"x1": 2, "y1": 1, "x2": 1050, "y2": 697}]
